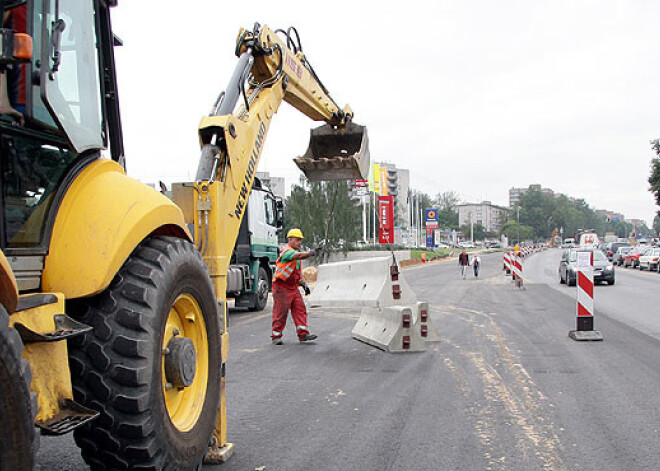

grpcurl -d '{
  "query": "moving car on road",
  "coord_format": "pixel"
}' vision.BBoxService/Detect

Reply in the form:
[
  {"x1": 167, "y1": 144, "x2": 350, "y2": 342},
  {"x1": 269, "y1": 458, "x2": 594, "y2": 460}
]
[
  {"x1": 613, "y1": 246, "x2": 632, "y2": 266},
  {"x1": 559, "y1": 248, "x2": 615, "y2": 286},
  {"x1": 605, "y1": 242, "x2": 629, "y2": 261},
  {"x1": 624, "y1": 246, "x2": 650, "y2": 268},
  {"x1": 639, "y1": 248, "x2": 660, "y2": 271}
]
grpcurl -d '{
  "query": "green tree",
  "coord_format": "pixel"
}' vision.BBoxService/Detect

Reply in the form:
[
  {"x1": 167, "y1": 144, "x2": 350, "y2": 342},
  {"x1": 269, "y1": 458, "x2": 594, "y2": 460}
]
[
  {"x1": 435, "y1": 190, "x2": 460, "y2": 229},
  {"x1": 650, "y1": 139, "x2": 660, "y2": 217},
  {"x1": 460, "y1": 222, "x2": 485, "y2": 241},
  {"x1": 499, "y1": 220, "x2": 533, "y2": 243},
  {"x1": 285, "y1": 178, "x2": 361, "y2": 258},
  {"x1": 653, "y1": 215, "x2": 660, "y2": 235}
]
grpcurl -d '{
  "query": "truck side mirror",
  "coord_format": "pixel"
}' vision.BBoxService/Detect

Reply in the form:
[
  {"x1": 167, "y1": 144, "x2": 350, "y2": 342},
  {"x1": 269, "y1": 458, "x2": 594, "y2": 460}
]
[{"x1": 275, "y1": 199, "x2": 284, "y2": 229}]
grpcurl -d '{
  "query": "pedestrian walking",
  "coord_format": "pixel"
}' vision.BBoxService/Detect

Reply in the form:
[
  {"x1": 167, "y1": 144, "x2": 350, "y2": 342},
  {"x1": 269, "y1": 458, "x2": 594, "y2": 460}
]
[
  {"x1": 458, "y1": 248, "x2": 470, "y2": 279},
  {"x1": 271, "y1": 228, "x2": 318, "y2": 345},
  {"x1": 472, "y1": 252, "x2": 481, "y2": 278}
]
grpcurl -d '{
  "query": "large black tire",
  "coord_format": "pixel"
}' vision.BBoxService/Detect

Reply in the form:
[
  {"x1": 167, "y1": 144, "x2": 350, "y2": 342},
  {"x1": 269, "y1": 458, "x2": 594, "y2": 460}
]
[
  {"x1": 0, "y1": 305, "x2": 38, "y2": 471},
  {"x1": 68, "y1": 236, "x2": 222, "y2": 471},
  {"x1": 248, "y1": 266, "x2": 269, "y2": 312}
]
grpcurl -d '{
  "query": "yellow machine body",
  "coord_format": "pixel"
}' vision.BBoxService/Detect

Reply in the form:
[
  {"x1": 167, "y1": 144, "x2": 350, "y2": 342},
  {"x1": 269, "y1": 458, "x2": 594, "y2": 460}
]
[
  {"x1": 8, "y1": 294, "x2": 74, "y2": 426},
  {"x1": 42, "y1": 158, "x2": 190, "y2": 299}
]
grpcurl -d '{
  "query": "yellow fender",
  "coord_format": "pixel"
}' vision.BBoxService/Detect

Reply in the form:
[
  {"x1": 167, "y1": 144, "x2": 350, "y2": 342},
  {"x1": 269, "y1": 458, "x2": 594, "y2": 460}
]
[{"x1": 42, "y1": 158, "x2": 190, "y2": 299}]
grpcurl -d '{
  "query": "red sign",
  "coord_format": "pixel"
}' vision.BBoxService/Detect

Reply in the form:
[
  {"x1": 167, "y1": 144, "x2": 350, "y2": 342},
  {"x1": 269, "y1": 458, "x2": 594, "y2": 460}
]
[
  {"x1": 355, "y1": 179, "x2": 368, "y2": 187},
  {"x1": 378, "y1": 196, "x2": 394, "y2": 244}
]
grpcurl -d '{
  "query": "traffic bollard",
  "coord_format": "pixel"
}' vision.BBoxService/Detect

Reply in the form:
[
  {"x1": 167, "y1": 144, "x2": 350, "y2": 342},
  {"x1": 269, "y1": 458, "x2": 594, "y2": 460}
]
[{"x1": 569, "y1": 252, "x2": 603, "y2": 341}]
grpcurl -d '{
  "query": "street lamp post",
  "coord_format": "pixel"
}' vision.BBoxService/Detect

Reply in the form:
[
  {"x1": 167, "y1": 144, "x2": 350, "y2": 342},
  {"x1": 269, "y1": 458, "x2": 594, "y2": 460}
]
[{"x1": 517, "y1": 206, "x2": 520, "y2": 245}]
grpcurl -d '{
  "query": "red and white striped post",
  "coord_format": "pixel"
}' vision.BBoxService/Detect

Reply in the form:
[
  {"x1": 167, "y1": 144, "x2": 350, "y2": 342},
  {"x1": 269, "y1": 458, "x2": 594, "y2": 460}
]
[
  {"x1": 569, "y1": 251, "x2": 603, "y2": 341},
  {"x1": 503, "y1": 252, "x2": 511, "y2": 274},
  {"x1": 512, "y1": 252, "x2": 523, "y2": 288}
]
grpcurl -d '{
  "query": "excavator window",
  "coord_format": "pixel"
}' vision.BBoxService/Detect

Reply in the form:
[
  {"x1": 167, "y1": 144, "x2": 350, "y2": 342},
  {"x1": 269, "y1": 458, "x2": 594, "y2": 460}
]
[
  {"x1": 32, "y1": 0, "x2": 103, "y2": 153},
  {"x1": 0, "y1": 130, "x2": 76, "y2": 249}
]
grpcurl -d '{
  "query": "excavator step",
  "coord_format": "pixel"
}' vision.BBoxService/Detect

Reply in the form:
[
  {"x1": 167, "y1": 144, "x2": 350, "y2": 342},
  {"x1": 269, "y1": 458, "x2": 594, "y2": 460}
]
[
  {"x1": 14, "y1": 313, "x2": 92, "y2": 343},
  {"x1": 37, "y1": 398, "x2": 99, "y2": 435}
]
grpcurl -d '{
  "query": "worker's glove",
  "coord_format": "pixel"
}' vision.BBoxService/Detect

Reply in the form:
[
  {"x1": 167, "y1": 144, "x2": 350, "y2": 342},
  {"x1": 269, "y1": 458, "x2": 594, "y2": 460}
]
[{"x1": 300, "y1": 281, "x2": 311, "y2": 296}]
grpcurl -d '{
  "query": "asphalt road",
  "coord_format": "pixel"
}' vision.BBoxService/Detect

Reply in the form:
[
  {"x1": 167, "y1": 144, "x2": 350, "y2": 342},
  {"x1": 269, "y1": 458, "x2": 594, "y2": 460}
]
[
  {"x1": 36, "y1": 251, "x2": 660, "y2": 470},
  {"x1": 524, "y1": 248, "x2": 660, "y2": 340}
]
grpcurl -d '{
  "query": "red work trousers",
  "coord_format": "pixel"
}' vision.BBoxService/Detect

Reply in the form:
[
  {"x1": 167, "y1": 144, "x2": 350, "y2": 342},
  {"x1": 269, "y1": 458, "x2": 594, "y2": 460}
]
[{"x1": 271, "y1": 281, "x2": 309, "y2": 340}]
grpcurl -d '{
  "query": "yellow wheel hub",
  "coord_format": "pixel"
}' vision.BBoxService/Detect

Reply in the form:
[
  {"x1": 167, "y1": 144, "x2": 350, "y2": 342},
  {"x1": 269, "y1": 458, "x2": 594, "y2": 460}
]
[{"x1": 162, "y1": 294, "x2": 209, "y2": 432}]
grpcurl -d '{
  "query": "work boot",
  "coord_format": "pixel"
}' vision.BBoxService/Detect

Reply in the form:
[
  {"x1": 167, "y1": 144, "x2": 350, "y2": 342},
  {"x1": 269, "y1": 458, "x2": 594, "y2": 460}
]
[
  {"x1": 272, "y1": 337, "x2": 283, "y2": 345},
  {"x1": 299, "y1": 333, "x2": 318, "y2": 343}
]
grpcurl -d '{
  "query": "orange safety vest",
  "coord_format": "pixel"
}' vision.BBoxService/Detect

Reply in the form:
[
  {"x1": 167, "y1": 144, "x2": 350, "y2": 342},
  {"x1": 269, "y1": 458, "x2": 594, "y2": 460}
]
[{"x1": 274, "y1": 248, "x2": 298, "y2": 282}]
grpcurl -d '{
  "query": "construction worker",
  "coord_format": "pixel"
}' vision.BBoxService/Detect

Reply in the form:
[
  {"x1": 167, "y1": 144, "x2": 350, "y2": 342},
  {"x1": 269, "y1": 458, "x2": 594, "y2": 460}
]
[{"x1": 271, "y1": 228, "x2": 318, "y2": 345}]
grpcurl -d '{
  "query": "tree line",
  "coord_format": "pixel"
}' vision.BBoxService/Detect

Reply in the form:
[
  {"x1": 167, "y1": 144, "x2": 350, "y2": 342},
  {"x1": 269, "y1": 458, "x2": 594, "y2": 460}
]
[{"x1": 282, "y1": 178, "x2": 647, "y2": 252}]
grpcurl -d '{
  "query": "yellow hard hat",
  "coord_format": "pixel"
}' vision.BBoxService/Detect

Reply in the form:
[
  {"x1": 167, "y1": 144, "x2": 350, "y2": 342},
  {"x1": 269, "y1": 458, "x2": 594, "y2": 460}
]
[{"x1": 287, "y1": 228, "x2": 304, "y2": 239}]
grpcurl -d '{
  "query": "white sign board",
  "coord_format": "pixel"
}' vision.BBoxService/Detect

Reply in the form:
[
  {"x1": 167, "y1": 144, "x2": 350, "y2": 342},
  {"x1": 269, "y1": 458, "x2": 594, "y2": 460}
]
[{"x1": 576, "y1": 251, "x2": 592, "y2": 268}]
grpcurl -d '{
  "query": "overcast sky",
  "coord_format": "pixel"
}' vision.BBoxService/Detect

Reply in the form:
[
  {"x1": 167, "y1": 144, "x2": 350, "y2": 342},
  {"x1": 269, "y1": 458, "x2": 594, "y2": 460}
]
[{"x1": 112, "y1": 1, "x2": 660, "y2": 224}]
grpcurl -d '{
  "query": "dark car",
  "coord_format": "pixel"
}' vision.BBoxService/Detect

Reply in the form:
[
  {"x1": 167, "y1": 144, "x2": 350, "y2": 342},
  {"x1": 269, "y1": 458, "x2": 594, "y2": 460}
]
[
  {"x1": 559, "y1": 248, "x2": 615, "y2": 286},
  {"x1": 613, "y1": 246, "x2": 632, "y2": 266},
  {"x1": 605, "y1": 242, "x2": 629, "y2": 261}
]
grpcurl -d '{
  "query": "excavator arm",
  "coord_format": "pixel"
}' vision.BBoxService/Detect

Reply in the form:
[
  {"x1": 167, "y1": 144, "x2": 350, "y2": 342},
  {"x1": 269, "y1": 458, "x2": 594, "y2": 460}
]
[{"x1": 170, "y1": 23, "x2": 369, "y2": 463}]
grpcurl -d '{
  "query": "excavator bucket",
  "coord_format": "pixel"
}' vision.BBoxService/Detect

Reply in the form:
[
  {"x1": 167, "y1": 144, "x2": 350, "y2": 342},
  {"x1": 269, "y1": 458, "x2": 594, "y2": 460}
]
[{"x1": 294, "y1": 122, "x2": 370, "y2": 181}]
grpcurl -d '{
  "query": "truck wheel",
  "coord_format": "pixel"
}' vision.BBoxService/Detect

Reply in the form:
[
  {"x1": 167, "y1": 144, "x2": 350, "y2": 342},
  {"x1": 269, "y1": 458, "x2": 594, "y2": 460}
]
[
  {"x1": 248, "y1": 267, "x2": 269, "y2": 312},
  {"x1": 68, "y1": 236, "x2": 222, "y2": 471},
  {"x1": 0, "y1": 305, "x2": 38, "y2": 471}
]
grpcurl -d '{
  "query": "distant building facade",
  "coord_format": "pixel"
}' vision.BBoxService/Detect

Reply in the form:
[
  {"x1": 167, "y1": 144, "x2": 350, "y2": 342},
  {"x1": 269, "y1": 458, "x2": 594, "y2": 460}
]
[
  {"x1": 256, "y1": 172, "x2": 285, "y2": 199},
  {"x1": 377, "y1": 162, "x2": 410, "y2": 226},
  {"x1": 509, "y1": 184, "x2": 555, "y2": 207},
  {"x1": 457, "y1": 201, "x2": 510, "y2": 233},
  {"x1": 595, "y1": 209, "x2": 625, "y2": 222}
]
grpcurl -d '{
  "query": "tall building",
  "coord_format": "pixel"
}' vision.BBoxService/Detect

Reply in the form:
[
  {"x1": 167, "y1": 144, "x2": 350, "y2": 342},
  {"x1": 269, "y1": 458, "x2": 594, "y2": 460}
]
[
  {"x1": 509, "y1": 184, "x2": 555, "y2": 207},
  {"x1": 457, "y1": 201, "x2": 510, "y2": 233},
  {"x1": 255, "y1": 172, "x2": 285, "y2": 199},
  {"x1": 378, "y1": 163, "x2": 410, "y2": 226}
]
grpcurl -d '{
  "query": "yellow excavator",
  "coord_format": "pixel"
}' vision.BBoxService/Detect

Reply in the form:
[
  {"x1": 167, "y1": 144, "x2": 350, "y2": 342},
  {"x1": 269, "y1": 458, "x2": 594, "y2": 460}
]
[{"x1": 0, "y1": 2, "x2": 368, "y2": 470}]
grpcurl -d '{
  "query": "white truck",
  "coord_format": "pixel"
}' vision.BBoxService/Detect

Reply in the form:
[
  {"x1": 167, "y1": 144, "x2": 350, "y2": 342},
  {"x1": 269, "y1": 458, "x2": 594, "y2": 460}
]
[
  {"x1": 577, "y1": 231, "x2": 600, "y2": 248},
  {"x1": 227, "y1": 178, "x2": 283, "y2": 311}
]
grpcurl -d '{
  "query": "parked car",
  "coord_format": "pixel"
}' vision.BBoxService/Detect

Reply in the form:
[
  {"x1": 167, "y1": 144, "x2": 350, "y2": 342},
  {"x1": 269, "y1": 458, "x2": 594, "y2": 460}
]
[
  {"x1": 613, "y1": 246, "x2": 632, "y2": 266},
  {"x1": 623, "y1": 246, "x2": 650, "y2": 268},
  {"x1": 459, "y1": 241, "x2": 476, "y2": 248},
  {"x1": 559, "y1": 248, "x2": 615, "y2": 286},
  {"x1": 639, "y1": 248, "x2": 660, "y2": 271},
  {"x1": 605, "y1": 242, "x2": 629, "y2": 261},
  {"x1": 562, "y1": 238, "x2": 576, "y2": 248}
]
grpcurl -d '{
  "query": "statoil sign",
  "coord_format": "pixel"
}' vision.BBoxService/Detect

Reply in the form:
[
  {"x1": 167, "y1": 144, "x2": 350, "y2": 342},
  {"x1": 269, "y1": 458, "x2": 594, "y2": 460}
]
[{"x1": 378, "y1": 196, "x2": 394, "y2": 244}]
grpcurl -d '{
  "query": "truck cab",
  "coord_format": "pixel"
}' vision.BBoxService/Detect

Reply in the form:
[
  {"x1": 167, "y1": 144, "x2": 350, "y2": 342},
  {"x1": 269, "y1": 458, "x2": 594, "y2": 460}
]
[{"x1": 228, "y1": 177, "x2": 282, "y2": 311}]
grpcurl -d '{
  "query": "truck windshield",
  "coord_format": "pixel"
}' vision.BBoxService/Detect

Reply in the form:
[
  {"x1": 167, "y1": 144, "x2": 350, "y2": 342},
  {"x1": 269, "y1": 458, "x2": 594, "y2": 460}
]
[{"x1": 35, "y1": 0, "x2": 103, "y2": 153}]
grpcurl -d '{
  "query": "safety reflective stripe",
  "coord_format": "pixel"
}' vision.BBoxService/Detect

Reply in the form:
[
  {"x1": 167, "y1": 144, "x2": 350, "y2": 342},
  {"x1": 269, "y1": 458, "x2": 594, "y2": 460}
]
[
  {"x1": 296, "y1": 325, "x2": 308, "y2": 331},
  {"x1": 274, "y1": 248, "x2": 298, "y2": 281},
  {"x1": 272, "y1": 331, "x2": 282, "y2": 337}
]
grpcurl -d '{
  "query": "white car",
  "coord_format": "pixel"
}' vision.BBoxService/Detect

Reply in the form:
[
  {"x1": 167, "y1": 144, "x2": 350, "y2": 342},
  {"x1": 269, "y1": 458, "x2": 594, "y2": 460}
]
[{"x1": 638, "y1": 248, "x2": 660, "y2": 271}]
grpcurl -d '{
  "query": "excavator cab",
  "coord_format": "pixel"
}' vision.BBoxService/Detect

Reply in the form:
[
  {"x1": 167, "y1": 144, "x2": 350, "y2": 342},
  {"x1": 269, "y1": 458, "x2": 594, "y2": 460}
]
[{"x1": 295, "y1": 121, "x2": 370, "y2": 182}]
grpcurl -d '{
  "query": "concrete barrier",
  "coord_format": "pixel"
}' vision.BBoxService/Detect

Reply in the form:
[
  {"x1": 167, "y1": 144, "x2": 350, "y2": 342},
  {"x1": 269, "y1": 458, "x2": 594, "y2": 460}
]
[
  {"x1": 308, "y1": 256, "x2": 417, "y2": 308},
  {"x1": 310, "y1": 256, "x2": 433, "y2": 352},
  {"x1": 352, "y1": 306, "x2": 426, "y2": 352},
  {"x1": 414, "y1": 301, "x2": 441, "y2": 343}
]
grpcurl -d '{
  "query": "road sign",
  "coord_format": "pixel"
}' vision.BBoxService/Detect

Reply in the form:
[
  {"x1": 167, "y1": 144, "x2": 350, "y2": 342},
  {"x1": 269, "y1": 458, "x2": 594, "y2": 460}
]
[{"x1": 378, "y1": 196, "x2": 394, "y2": 244}]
